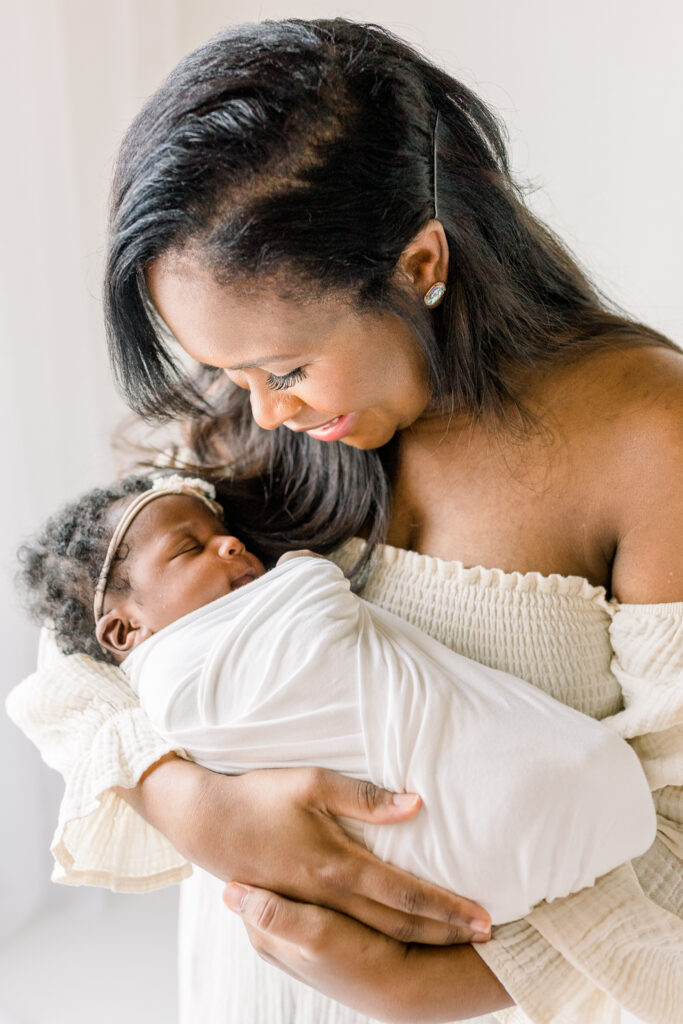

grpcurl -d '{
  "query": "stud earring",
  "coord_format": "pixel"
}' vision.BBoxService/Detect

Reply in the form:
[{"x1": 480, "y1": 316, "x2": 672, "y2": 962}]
[{"x1": 423, "y1": 282, "x2": 446, "y2": 308}]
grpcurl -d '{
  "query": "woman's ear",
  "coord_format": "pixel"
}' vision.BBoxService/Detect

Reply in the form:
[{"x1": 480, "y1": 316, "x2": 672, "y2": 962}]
[
  {"x1": 95, "y1": 606, "x2": 152, "y2": 661},
  {"x1": 396, "y1": 219, "x2": 449, "y2": 295}
]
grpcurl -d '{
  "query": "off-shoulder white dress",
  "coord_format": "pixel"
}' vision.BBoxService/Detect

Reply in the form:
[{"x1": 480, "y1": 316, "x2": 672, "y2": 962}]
[{"x1": 7, "y1": 540, "x2": 683, "y2": 1024}]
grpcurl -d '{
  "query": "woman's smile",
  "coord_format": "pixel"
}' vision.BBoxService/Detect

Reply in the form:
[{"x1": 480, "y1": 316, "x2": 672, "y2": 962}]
[{"x1": 291, "y1": 412, "x2": 360, "y2": 442}]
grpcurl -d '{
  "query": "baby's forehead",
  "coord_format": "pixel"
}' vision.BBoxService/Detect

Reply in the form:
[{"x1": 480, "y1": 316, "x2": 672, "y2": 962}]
[{"x1": 122, "y1": 492, "x2": 223, "y2": 546}]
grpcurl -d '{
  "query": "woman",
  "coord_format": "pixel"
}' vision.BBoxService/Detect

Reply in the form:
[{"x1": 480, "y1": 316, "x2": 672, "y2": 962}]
[{"x1": 9, "y1": 18, "x2": 682, "y2": 1024}]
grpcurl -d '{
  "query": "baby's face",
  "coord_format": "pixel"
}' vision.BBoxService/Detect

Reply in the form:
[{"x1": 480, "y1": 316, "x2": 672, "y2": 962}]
[{"x1": 120, "y1": 493, "x2": 266, "y2": 632}]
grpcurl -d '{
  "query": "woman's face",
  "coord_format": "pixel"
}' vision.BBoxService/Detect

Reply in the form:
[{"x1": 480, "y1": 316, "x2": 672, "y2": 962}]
[{"x1": 146, "y1": 255, "x2": 431, "y2": 449}]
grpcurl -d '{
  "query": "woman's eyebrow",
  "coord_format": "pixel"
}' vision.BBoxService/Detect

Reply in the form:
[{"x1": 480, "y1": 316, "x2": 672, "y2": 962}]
[{"x1": 227, "y1": 353, "x2": 301, "y2": 371}]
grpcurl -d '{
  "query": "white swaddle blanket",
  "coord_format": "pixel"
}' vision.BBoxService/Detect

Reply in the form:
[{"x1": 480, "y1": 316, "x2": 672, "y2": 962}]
[{"x1": 124, "y1": 555, "x2": 655, "y2": 925}]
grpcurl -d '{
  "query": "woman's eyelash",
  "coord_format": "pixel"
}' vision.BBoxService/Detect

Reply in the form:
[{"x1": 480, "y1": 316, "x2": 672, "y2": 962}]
[{"x1": 264, "y1": 367, "x2": 306, "y2": 391}]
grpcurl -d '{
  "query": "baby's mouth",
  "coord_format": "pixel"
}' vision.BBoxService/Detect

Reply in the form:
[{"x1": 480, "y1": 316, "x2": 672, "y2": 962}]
[{"x1": 230, "y1": 571, "x2": 256, "y2": 591}]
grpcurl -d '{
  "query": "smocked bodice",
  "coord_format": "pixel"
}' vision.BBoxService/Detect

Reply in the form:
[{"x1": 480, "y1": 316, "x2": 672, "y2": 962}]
[{"x1": 333, "y1": 538, "x2": 623, "y2": 720}]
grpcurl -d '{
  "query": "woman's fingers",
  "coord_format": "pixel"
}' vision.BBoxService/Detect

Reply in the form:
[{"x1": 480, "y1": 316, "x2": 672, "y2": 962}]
[
  {"x1": 224, "y1": 882, "x2": 323, "y2": 955},
  {"x1": 343, "y1": 891, "x2": 491, "y2": 945},
  {"x1": 222, "y1": 884, "x2": 510, "y2": 1022},
  {"x1": 204, "y1": 768, "x2": 490, "y2": 944},
  {"x1": 315, "y1": 769, "x2": 424, "y2": 824},
  {"x1": 222, "y1": 883, "x2": 406, "y2": 1020},
  {"x1": 222, "y1": 883, "x2": 346, "y2": 985},
  {"x1": 330, "y1": 846, "x2": 491, "y2": 943},
  {"x1": 307, "y1": 771, "x2": 491, "y2": 939}
]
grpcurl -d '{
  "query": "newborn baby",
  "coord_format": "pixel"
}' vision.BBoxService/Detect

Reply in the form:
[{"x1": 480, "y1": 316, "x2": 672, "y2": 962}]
[{"x1": 20, "y1": 473, "x2": 656, "y2": 926}]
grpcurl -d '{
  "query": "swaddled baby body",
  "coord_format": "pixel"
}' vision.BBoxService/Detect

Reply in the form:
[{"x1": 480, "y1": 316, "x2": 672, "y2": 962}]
[{"x1": 19, "y1": 474, "x2": 656, "y2": 926}]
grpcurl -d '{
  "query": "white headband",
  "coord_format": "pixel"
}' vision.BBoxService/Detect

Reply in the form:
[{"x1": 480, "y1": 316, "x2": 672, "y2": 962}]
[{"x1": 92, "y1": 474, "x2": 223, "y2": 624}]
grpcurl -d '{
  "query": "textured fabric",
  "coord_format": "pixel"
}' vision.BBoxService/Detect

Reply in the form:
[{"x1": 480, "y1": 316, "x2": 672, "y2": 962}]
[
  {"x1": 6, "y1": 630, "x2": 190, "y2": 892},
  {"x1": 6, "y1": 539, "x2": 683, "y2": 1023},
  {"x1": 128, "y1": 554, "x2": 655, "y2": 926}
]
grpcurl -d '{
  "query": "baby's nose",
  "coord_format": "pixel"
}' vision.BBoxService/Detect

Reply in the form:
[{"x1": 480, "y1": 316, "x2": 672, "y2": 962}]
[{"x1": 215, "y1": 535, "x2": 245, "y2": 558}]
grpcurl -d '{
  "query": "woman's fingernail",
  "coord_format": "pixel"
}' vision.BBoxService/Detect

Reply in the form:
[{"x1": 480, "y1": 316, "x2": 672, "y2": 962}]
[
  {"x1": 471, "y1": 919, "x2": 491, "y2": 933},
  {"x1": 392, "y1": 792, "x2": 420, "y2": 808},
  {"x1": 223, "y1": 883, "x2": 249, "y2": 912}
]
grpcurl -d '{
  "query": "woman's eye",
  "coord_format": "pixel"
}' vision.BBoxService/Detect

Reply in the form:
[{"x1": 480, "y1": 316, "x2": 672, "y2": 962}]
[{"x1": 264, "y1": 367, "x2": 306, "y2": 392}]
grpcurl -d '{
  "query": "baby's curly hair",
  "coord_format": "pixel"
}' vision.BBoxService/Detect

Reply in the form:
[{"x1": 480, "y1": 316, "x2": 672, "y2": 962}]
[{"x1": 17, "y1": 476, "x2": 154, "y2": 665}]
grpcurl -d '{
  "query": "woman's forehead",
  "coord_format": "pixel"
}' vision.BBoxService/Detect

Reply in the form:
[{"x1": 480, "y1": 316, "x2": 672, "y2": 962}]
[{"x1": 146, "y1": 255, "x2": 351, "y2": 367}]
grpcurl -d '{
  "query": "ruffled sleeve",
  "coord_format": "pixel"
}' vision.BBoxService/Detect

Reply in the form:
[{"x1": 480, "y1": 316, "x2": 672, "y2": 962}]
[
  {"x1": 604, "y1": 602, "x2": 683, "y2": 864},
  {"x1": 476, "y1": 601, "x2": 683, "y2": 1024},
  {"x1": 6, "y1": 630, "x2": 191, "y2": 892}
]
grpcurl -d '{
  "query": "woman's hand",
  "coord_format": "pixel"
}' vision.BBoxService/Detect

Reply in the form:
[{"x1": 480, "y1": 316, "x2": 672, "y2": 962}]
[
  {"x1": 223, "y1": 884, "x2": 512, "y2": 1023},
  {"x1": 119, "y1": 757, "x2": 491, "y2": 945}
]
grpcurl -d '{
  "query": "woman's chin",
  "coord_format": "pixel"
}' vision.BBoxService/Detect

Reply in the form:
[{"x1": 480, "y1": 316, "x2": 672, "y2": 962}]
[
  {"x1": 331, "y1": 413, "x2": 399, "y2": 450},
  {"x1": 339, "y1": 427, "x2": 396, "y2": 450}
]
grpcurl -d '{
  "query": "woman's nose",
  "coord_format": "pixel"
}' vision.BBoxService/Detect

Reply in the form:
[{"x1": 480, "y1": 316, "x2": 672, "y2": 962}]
[
  {"x1": 213, "y1": 535, "x2": 245, "y2": 559},
  {"x1": 248, "y1": 384, "x2": 302, "y2": 431}
]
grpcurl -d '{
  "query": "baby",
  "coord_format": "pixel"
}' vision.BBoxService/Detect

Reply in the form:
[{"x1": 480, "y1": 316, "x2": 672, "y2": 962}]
[{"x1": 18, "y1": 472, "x2": 656, "y2": 926}]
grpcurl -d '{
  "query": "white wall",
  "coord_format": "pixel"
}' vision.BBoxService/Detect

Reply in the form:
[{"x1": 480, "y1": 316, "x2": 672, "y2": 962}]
[
  {"x1": 1, "y1": 0, "x2": 680, "y2": 985},
  {"x1": 179, "y1": 0, "x2": 683, "y2": 340},
  {"x1": 0, "y1": 0, "x2": 189, "y2": 940}
]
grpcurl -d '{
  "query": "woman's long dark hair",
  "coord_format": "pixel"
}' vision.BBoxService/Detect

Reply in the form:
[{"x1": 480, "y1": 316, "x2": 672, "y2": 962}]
[{"x1": 105, "y1": 18, "x2": 673, "y2": 581}]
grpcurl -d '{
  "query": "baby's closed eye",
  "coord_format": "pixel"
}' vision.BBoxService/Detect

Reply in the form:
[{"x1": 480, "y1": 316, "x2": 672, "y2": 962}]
[{"x1": 172, "y1": 540, "x2": 202, "y2": 558}]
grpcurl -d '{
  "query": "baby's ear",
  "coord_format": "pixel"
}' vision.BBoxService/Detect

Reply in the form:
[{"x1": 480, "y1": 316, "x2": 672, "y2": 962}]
[{"x1": 95, "y1": 608, "x2": 151, "y2": 661}]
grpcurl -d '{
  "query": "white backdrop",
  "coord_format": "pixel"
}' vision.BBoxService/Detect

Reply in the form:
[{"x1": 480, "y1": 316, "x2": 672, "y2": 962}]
[{"x1": 1, "y1": 0, "x2": 681, "y2": 973}]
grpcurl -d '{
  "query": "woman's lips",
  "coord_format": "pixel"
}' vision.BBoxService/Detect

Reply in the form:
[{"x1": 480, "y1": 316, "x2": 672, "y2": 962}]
[{"x1": 303, "y1": 413, "x2": 359, "y2": 442}]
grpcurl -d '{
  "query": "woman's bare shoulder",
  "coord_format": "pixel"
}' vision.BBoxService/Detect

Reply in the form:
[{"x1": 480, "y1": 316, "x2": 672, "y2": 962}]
[
  {"x1": 598, "y1": 340, "x2": 680, "y2": 402},
  {"x1": 530, "y1": 342, "x2": 682, "y2": 602},
  {"x1": 535, "y1": 342, "x2": 682, "y2": 452},
  {"x1": 576, "y1": 343, "x2": 683, "y2": 603},
  {"x1": 584, "y1": 343, "x2": 681, "y2": 453},
  {"x1": 546, "y1": 341, "x2": 682, "y2": 419}
]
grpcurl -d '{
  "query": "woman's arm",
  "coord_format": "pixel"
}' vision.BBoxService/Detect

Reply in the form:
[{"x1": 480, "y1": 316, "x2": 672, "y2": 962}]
[
  {"x1": 223, "y1": 882, "x2": 512, "y2": 1023},
  {"x1": 8, "y1": 631, "x2": 489, "y2": 937},
  {"x1": 118, "y1": 757, "x2": 492, "y2": 944},
  {"x1": 5, "y1": 641, "x2": 189, "y2": 890},
  {"x1": 605, "y1": 356, "x2": 683, "y2": 605}
]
